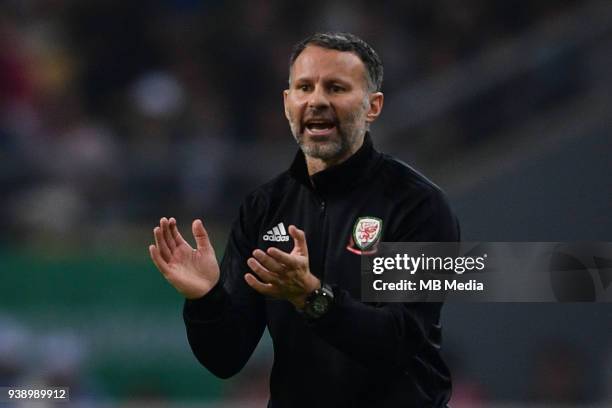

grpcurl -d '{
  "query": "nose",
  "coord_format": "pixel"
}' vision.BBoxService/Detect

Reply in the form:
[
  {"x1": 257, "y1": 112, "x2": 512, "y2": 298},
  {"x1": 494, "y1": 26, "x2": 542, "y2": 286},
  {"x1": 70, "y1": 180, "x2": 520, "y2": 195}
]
[{"x1": 308, "y1": 85, "x2": 330, "y2": 110}]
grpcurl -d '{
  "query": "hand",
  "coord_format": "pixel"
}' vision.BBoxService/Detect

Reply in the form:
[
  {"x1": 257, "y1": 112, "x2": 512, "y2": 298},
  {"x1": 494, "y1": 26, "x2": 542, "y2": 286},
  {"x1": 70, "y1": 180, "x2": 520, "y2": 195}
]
[
  {"x1": 245, "y1": 225, "x2": 320, "y2": 309},
  {"x1": 149, "y1": 217, "x2": 220, "y2": 299}
]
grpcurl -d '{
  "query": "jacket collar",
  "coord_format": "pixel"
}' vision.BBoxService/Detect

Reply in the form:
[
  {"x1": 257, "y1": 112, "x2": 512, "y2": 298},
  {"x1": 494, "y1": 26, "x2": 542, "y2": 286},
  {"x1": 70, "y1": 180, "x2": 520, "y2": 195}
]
[{"x1": 289, "y1": 132, "x2": 381, "y2": 196}]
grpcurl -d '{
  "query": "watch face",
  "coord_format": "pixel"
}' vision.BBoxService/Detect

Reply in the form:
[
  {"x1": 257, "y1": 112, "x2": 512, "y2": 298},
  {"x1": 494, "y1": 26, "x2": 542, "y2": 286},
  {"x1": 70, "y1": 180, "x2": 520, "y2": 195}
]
[{"x1": 312, "y1": 297, "x2": 329, "y2": 314}]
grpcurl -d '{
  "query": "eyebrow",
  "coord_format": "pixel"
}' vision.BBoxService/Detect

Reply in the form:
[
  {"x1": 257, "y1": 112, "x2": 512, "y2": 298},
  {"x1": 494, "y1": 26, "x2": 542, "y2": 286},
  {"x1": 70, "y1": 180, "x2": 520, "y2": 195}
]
[{"x1": 291, "y1": 76, "x2": 352, "y2": 85}]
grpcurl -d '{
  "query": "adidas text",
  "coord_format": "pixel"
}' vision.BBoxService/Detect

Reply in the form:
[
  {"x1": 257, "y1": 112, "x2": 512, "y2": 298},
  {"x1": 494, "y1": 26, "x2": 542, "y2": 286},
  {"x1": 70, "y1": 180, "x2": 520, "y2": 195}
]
[{"x1": 263, "y1": 235, "x2": 290, "y2": 242}]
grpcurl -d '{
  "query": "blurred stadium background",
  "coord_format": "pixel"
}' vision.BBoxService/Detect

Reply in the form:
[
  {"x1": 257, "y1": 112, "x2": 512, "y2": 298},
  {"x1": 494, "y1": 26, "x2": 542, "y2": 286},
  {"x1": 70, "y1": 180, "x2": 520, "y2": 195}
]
[{"x1": 1, "y1": 0, "x2": 611, "y2": 407}]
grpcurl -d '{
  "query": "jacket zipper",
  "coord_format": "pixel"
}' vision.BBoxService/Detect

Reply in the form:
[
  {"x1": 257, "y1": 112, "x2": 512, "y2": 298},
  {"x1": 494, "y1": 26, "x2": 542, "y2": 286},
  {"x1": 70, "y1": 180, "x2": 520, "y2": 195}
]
[{"x1": 318, "y1": 196, "x2": 328, "y2": 282}]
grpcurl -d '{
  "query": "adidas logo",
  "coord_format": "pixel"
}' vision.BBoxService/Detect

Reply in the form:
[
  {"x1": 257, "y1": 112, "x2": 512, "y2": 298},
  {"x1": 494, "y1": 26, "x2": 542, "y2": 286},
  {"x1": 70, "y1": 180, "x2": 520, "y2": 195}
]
[{"x1": 263, "y1": 222, "x2": 290, "y2": 242}]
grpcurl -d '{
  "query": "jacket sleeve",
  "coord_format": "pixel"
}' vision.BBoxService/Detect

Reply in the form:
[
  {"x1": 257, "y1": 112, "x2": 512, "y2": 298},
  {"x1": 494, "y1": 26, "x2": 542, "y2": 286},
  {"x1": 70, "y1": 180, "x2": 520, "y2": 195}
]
[
  {"x1": 182, "y1": 193, "x2": 267, "y2": 379},
  {"x1": 307, "y1": 190, "x2": 460, "y2": 373}
]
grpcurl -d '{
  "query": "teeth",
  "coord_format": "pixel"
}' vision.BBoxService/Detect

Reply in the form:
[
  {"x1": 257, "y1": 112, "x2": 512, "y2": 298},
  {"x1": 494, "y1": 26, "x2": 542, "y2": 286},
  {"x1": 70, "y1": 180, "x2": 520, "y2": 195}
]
[
  {"x1": 306, "y1": 123, "x2": 333, "y2": 129},
  {"x1": 309, "y1": 124, "x2": 331, "y2": 129}
]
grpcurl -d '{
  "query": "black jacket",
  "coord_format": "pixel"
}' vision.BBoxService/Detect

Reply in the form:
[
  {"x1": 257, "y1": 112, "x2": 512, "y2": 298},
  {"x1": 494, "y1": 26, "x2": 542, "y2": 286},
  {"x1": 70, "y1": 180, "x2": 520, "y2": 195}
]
[{"x1": 183, "y1": 134, "x2": 460, "y2": 407}]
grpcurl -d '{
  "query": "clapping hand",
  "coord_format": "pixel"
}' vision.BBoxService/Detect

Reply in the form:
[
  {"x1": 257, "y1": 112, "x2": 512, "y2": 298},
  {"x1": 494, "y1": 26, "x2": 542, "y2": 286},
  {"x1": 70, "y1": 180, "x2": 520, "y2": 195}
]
[
  {"x1": 149, "y1": 217, "x2": 220, "y2": 299},
  {"x1": 245, "y1": 225, "x2": 320, "y2": 309}
]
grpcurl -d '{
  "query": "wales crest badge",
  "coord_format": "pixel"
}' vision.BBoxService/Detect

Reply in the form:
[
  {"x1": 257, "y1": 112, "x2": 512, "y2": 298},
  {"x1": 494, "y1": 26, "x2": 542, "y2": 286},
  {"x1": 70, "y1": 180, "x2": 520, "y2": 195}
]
[{"x1": 346, "y1": 216, "x2": 382, "y2": 255}]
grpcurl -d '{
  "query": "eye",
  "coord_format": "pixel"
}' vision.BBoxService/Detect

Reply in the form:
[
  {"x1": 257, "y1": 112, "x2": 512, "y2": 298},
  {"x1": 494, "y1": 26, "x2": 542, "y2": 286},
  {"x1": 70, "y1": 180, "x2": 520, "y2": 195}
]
[
  {"x1": 297, "y1": 84, "x2": 312, "y2": 92},
  {"x1": 330, "y1": 85, "x2": 345, "y2": 93}
]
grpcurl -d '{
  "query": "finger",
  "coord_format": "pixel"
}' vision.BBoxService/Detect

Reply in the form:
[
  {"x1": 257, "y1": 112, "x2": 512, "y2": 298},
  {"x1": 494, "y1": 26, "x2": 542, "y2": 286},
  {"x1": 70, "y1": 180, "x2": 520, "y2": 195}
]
[
  {"x1": 161, "y1": 218, "x2": 176, "y2": 251},
  {"x1": 154, "y1": 226, "x2": 172, "y2": 262},
  {"x1": 266, "y1": 247, "x2": 300, "y2": 269},
  {"x1": 247, "y1": 257, "x2": 281, "y2": 284},
  {"x1": 192, "y1": 219, "x2": 211, "y2": 250},
  {"x1": 288, "y1": 225, "x2": 308, "y2": 256},
  {"x1": 149, "y1": 244, "x2": 170, "y2": 277},
  {"x1": 252, "y1": 249, "x2": 285, "y2": 273},
  {"x1": 169, "y1": 217, "x2": 190, "y2": 248},
  {"x1": 244, "y1": 273, "x2": 275, "y2": 296}
]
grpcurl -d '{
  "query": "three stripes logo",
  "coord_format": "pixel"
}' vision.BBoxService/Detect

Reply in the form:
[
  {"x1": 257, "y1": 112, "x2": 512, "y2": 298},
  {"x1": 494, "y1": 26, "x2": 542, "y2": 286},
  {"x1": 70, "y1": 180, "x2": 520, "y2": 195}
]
[{"x1": 263, "y1": 222, "x2": 290, "y2": 242}]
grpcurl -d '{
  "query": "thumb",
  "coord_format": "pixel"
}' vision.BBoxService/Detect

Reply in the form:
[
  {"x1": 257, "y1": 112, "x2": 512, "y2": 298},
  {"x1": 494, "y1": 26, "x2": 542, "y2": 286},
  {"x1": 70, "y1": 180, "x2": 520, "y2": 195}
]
[
  {"x1": 288, "y1": 225, "x2": 308, "y2": 256},
  {"x1": 192, "y1": 219, "x2": 212, "y2": 250}
]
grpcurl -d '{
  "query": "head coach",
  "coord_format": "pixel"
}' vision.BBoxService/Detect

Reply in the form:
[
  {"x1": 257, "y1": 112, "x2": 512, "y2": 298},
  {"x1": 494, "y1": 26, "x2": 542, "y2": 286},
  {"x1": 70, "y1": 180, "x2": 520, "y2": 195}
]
[{"x1": 149, "y1": 32, "x2": 460, "y2": 407}]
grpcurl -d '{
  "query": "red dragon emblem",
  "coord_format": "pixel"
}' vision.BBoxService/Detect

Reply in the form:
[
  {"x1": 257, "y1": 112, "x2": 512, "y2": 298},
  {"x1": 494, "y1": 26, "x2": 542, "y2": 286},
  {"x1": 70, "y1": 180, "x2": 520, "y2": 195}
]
[{"x1": 347, "y1": 217, "x2": 382, "y2": 254}]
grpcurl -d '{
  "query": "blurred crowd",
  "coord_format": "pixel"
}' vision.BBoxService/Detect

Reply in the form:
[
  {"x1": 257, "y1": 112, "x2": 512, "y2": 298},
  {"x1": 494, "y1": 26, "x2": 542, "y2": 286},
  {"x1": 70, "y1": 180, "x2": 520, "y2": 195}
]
[
  {"x1": 0, "y1": 0, "x2": 582, "y2": 250},
  {"x1": 2, "y1": 313, "x2": 611, "y2": 406},
  {"x1": 0, "y1": 315, "x2": 103, "y2": 407}
]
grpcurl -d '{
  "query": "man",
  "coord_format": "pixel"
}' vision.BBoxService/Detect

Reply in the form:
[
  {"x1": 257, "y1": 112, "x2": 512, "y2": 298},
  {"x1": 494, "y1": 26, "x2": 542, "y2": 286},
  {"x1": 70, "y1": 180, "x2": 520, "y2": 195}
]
[{"x1": 149, "y1": 32, "x2": 459, "y2": 407}]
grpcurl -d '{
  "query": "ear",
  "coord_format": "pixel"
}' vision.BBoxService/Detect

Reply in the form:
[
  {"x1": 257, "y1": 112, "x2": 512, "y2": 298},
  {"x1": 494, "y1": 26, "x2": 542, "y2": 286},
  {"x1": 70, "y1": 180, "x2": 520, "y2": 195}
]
[
  {"x1": 365, "y1": 92, "x2": 384, "y2": 124},
  {"x1": 283, "y1": 89, "x2": 290, "y2": 121}
]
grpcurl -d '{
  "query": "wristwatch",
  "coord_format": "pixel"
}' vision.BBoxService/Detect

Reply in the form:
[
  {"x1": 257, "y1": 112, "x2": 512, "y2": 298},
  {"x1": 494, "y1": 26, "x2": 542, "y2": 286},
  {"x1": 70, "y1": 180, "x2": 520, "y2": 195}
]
[{"x1": 303, "y1": 283, "x2": 334, "y2": 319}]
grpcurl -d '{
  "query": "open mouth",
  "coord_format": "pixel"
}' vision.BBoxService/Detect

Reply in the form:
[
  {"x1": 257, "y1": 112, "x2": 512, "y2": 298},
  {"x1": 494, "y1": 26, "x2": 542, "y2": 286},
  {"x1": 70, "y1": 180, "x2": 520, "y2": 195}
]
[{"x1": 304, "y1": 120, "x2": 336, "y2": 136}]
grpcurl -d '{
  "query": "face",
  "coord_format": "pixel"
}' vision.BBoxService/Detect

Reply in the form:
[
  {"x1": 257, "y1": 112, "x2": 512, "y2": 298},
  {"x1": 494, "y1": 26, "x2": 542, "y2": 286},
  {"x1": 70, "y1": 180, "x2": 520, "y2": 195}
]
[{"x1": 284, "y1": 46, "x2": 383, "y2": 163}]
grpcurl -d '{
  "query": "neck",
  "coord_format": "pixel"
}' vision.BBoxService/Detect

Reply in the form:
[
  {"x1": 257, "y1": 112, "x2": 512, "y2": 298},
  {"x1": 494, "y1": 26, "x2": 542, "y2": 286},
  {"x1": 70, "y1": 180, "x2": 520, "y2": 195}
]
[{"x1": 305, "y1": 134, "x2": 365, "y2": 176}]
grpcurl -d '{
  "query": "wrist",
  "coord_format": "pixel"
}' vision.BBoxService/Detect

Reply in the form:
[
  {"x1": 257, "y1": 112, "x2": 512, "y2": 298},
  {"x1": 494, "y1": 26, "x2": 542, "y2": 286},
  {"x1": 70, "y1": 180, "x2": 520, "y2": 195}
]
[
  {"x1": 185, "y1": 275, "x2": 220, "y2": 300},
  {"x1": 291, "y1": 275, "x2": 321, "y2": 310}
]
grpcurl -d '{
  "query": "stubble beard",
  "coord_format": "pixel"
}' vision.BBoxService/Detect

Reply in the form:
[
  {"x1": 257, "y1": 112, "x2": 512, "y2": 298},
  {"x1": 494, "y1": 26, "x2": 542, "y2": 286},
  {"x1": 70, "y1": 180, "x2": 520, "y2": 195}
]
[{"x1": 289, "y1": 108, "x2": 367, "y2": 162}]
